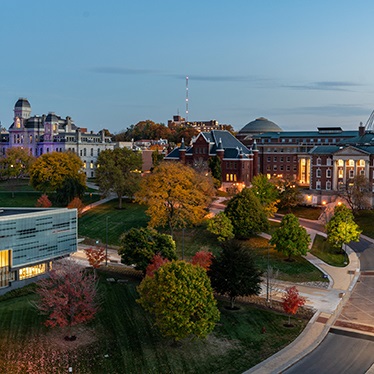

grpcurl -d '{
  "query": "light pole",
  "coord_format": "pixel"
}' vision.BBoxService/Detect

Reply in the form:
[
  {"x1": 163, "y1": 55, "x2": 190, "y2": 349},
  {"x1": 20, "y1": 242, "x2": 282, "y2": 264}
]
[{"x1": 105, "y1": 216, "x2": 109, "y2": 266}]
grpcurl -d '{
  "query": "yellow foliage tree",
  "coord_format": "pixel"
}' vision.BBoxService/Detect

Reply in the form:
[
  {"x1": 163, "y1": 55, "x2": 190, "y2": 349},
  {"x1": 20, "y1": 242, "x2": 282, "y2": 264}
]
[
  {"x1": 29, "y1": 152, "x2": 86, "y2": 193},
  {"x1": 135, "y1": 162, "x2": 214, "y2": 237}
]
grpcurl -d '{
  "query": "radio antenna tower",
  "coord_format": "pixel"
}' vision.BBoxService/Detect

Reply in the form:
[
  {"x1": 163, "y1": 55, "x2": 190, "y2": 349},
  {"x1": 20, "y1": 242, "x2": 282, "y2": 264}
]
[{"x1": 185, "y1": 76, "x2": 189, "y2": 122}]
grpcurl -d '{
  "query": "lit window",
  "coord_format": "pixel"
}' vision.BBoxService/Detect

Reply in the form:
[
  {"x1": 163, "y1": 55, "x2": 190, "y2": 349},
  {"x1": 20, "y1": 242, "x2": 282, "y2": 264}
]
[{"x1": 19, "y1": 264, "x2": 46, "y2": 280}]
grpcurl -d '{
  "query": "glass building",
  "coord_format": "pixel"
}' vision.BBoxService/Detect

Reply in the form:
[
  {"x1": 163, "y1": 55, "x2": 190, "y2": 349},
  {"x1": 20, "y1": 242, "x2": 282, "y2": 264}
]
[{"x1": 0, "y1": 207, "x2": 77, "y2": 294}]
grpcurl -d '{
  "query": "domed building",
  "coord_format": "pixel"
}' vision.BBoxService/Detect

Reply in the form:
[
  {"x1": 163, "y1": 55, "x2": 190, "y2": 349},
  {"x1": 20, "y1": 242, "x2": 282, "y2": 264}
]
[{"x1": 237, "y1": 117, "x2": 283, "y2": 146}]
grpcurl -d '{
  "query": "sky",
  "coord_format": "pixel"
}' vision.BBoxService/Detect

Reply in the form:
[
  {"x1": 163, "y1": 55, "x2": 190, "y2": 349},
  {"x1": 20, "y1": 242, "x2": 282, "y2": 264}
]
[{"x1": 1, "y1": 0, "x2": 374, "y2": 133}]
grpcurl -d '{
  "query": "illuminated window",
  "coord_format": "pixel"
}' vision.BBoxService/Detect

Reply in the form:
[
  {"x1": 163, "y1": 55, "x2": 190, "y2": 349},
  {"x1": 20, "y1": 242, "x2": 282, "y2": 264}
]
[
  {"x1": 0, "y1": 250, "x2": 13, "y2": 288},
  {"x1": 358, "y1": 159, "x2": 365, "y2": 167},
  {"x1": 90, "y1": 161, "x2": 94, "y2": 169},
  {"x1": 83, "y1": 161, "x2": 87, "y2": 169},
  {"x1": 338, "y1": 159, "x2": 344, "y2": 167},
  {"x1": 338, "y1": 169, "x2": 344, "y2": 178},
  {"x1": 19, "y1": 263, "x2": 46, "y2": 280}
]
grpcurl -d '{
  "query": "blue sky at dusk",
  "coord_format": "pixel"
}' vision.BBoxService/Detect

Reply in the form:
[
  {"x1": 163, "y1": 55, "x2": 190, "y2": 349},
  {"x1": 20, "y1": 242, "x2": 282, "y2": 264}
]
[{"x1": 1, "y1": 0, "x2": 374, "y2": 133}]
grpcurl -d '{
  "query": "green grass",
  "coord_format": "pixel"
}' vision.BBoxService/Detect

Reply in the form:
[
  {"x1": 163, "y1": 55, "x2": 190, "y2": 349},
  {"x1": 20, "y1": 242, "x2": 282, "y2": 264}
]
[
  {"x1": 310, "y1": 234, "x2": 348, "y2": 267},
  {"x1": 355, "y1": 210, "x2": 374, "y2": 239},
  {"x1": 278, "y1": 205, "x2": 322, "y2": 220},
  {"x1": 78, "y1": 199, "x2": 149, "y2": 246},
  {"x1": 0, "y1": 269, "x2": 308, "y2": 374}
]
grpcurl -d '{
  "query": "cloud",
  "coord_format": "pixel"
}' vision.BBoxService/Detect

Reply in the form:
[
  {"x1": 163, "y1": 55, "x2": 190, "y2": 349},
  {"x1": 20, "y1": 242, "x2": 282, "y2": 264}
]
[
  {"x1": 91, "y1": 67, "x2": 159, "y2": 75},
  {"x1": 283, "y1": 81, "x2": 363, "y2": 92},
  {"x1": 172, "y1": 74, "x2": 267, "y2": 83},
  {"x1": 275, "y1": 104, "x2": 370, "y2": 117}
]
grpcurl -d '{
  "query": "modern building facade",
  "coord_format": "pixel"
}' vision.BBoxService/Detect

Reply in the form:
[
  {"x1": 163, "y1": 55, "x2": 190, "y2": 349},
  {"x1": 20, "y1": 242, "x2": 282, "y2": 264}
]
[
  {"x1": 1, "y1": 98, "x2": 115, "y2": 178},
  {"x1": 0, "y1": 207, "x2": 77, "y2": 295},
  {"x1": 165, "y1": 129, "x2": 258, "y2": 190}
]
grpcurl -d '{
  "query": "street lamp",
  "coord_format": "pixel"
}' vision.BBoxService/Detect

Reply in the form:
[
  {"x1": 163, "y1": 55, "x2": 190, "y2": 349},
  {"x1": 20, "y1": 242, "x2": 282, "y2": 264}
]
[{"x1": 105, "y1": 216, "x2": 109, "y2": 266}]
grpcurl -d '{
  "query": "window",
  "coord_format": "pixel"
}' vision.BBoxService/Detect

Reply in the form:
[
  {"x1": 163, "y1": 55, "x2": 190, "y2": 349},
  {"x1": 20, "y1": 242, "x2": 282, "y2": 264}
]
[
  {"x1": 273, "y1": 157, "x2": 277, "y2": 162},
  {"x1": 326, "y1": 181, "x2": 331, "y2": 190},
  {"x1": 280, "y1": 157, "x2": 284, "y2": 162},
  {"x1": 349, "y1": 170, "x2": 354, "y2": 178},
  {"x1": 286, "y1": 156, "x2": 291, "y2": 162},
  {"x1": 316, "y1": 169, "x2": 321, "y2": 178},
  {"x1": 316, "y1": 181, "x2": 321, "y2": 190},
  {"x1": 316, "y1": 157, "x2": 321, "y2": 166},
  {"x1": 19, "y1": 263, "x2": 46, "y2": 280},
  {"x1": 360, "y1": 169, "x2": 365, "y2": 175},
  {"x1": 359, "y1": 159, "x2": 365, "y2": 167},
  {"x1": 0, "y1": 250, "x2": 11, "y2": 288},
  {"x1": 338, "y1": 169, "x2": 344, "y2": 178},
  {"x1": 267, "y1": 156, "x2": 271, "y2": 162},
  {"x1": 280, "y1": 165, "x2": 284, "y2": 171},
  {"x1": 338, "y1": 159, "x2": 344, "y2": 167},
  {"x1": 83, "y1": 148, "x2": 87, "y2": 156},
  {"x1": 327, "y1": 158, "x2": 332, "y2": 166},
  {"x1": 347, "y1": 159, "x2": 354, "y2": 167},
  {"x1": 91, "y1": 148, "x2": 94, "y2": 156},
  {"x1": 286, "y1": 165, "x2": 290, "y2": 171},
  {"x1": 83, "y1": 161, "x2": 87, "y2": 169},
  {"x1": 326, "y1": 169, "x2": 331, "y2": 178},
  {"x1": 273, "y1": 165, "x2": 277, "y2": 171},
  {"x1": 90, "y1": 161, "x2": 94, "y2": 169}
]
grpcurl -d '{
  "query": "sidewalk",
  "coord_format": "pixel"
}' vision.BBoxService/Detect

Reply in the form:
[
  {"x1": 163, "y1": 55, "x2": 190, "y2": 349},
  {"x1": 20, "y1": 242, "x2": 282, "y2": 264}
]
[{"x1": 245, "y1": 232, "x2": 360, "y2": 374}]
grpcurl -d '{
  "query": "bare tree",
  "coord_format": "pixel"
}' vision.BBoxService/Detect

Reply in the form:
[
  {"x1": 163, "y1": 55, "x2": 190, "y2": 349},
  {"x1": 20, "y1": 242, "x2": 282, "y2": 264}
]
[{"x1": 340, "y1": 175, "x2": 371, "y2": 212}]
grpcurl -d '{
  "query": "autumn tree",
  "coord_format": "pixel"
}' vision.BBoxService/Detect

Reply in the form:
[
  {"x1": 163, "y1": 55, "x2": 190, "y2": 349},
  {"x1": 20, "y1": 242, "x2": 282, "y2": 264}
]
[
  {"x1": 224, "y1": 188, "x2": 268, "y2": 239},
  {"x1": 191, "y1": 250, "x2": 214, "y2": 270},
  {"x1": 251, "y1": 174, "x2": 280, "y2": 217},
  {"x1": 145, "y1": 254, "x2": 170, "y2": 278},
  {"x1": 282, "y1": 286, "x2": 306, "y2": 326},
  {"x1": 0, "y1": 147, "x2": 35, "y2": 180},
  {"x1": 208, "y1": 241, "x2": 263, "y2": 309},
  {"x1": 208, "y1": 155, "x2": 222, "y2": 185},
  {"x1": 326, "y1": 204, "x2": 361, "y2": 253},
  {"x1": 29, "y1": 151, "x2": 86, "y2": 194},
  {"x1": 340, "y1": 175, "x2": 371, "y2": 212},
  {"x1": 34, "y1": 260, "x2": 98, "y2": 340},
  {"x1": 119, "y1": 227, "x2": 177, "y2": 273},
  {"x1": 270, "y1": 213, "x2": 311, "y2": 261},
  {"x1": 84, "y1": 247, "x2": 107, "y2": 276},
  {"x1": 137, "y1": 261, "x2": 220, "y2": 341},
  {"x1": 207, "y1": 212, "x2": 234, "y2": 242},
  {"x1": 135, "y1": 162, "x2": 214, "y2": 237},
  {"x1": 96, "y1": 147, "x2": 142, "y2": 209},
  {"x1": 67, "y1": 197, "x2": 85, "y2": 217},
  {"x1": 36, "y1": 194, "x2": 52, "y2": 208}
]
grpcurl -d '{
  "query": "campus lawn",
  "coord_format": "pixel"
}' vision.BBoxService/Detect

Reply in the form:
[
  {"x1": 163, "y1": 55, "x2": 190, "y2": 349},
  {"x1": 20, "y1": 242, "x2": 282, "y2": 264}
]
[
  {"x1": 0, "y1": 270, "x2": 308, "y2": 374},
  {"x1": 78, "y1": 199, "x2": 149, "y2": 246},
  {"x1": 277, "y1": 205, "x2": 323, "y2": 220},
  {"x1": 355, "y1": 210, "x2": 374, "y2": 239},
  {"x1": 310, "y1": 234, "x2": 349, "y2": 267}
]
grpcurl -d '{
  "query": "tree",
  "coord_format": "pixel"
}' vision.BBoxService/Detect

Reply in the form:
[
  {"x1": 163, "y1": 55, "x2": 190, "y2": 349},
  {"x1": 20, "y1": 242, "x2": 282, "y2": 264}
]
[
  {"x1": 135, "y1": 162, "x2": 214, "y2": 237},
  {"x1": 34, "y1": 260, "x2": 98, "y2": 340},
  {"x1": 0, "y1": 147, "x2": 35, "y2": 181},
  {"x1": 67, "y1": 197, "x2": 85, "y2": 217},
  {"x1": 118, "y1": 227, "x2": 177, "y2": 273},
  {"x1": 84, "y1": 247, "x2": 107, "y2": 277},
  {"x1": 137, "y1": 261, "x2": 220, "y2": 341},
  {"x1": 96, "y1": 147, "x2": 142, "y2": 209},
  {"x1": 282, "y1": 286, "x2": 306, "y2": 326},
  {"x1": 54, "y1": 176, "x2": 87, "y2": 206},
  {"x1": 191, "y1": 250, "x2": 214, "y2": 270},
  {"x1": 326, "y1": 204, "x2": 361, "y2": 252},
  {"x1": 276, "y1": 178, "x2": 303, "y2": 211},
  {"x1": 207, "y1": 212, "x2": 234, "y2": 242},
  {"x1": 145, "y1": 254, "x2": 170, "y2": 278},
  {"x1": 269, "y1": 214, "x2": 311, "y2": 261},
  {"x1": 224, "y1": 188, "x2": 269, "y2": 239},
  {"x1": 251, "y1": 174, "x2": 280, "y2": 218},
  {"x1": 208, "y1": 156, "x2": 222, "y2": 184},
  {"x1": 36, "y1": 194, "x2": 52, "y2": 208},
  {"x1": 151, "y1": 149, "x2": 164, "y2": 169},
  {"x1": 29, "y1": 151, "x2": 86, "y2": 194},
  {"x1": 340, "y1": 175, "x2": 371, "y2": 212},
  {"x1": 208, "y1": 241, "x2": 263, "y2": 309}
]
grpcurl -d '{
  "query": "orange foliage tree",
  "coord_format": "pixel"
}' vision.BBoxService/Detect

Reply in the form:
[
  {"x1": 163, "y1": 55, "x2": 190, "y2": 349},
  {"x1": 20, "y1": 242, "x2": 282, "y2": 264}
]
[
  {"x1": 36, "y1": 194, "x2": 52, "y2": 208},
  {"x1": 67, "y1": 197, "x2": 85, "y2": 217},
  {"x1": 145, "y1": 254, "x2": 170, "y2": 278},
  {"x1": 84, "y1": 247, "x2": 107, "y2": 276},
  {"x1": 34, "y1": 260, "x2": 98, "y2": 340},
  {"x1": 282, "y1": 286, "x2": 306, "y2": 326},
  {"x1": 191, "y1": 251, "x2": 213, "y2": 270}
]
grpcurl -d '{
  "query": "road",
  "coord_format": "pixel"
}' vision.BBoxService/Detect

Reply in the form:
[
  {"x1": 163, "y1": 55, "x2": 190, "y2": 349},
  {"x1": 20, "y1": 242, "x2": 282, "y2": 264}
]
[
  {"x1": 280, "y1": 216, "x2": 374, "y2": 373},
  {"x1": 284, "y1": 330, "x2": 374, "y2": 374}
]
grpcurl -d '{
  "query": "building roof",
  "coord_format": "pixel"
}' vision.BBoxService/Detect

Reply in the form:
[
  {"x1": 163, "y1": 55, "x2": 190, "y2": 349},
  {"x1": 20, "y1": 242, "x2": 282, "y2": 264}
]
[
  {"x1": 15, "y1": 98, "x2": 31, "y2": 109},
  {"x1": 165, "y1": 130, "x2": 251, "y2": 160},
  {"x1": 239, "y1": 117, "x2": 283, "y2": 134},
  {"x1": 309, "y1": 146, "x2": 341, "y2": 155},
  {"x1": 254, "y1": 130, "x2": 358, "y2": 139},
  {"x1": 339, "y1": 132, "x2": 374, "y2": 146}
]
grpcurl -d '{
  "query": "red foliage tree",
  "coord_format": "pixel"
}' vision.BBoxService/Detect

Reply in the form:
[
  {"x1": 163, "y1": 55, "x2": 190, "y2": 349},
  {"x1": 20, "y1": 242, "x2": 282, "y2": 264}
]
[
  {"x1": 84, "y1": 247, "x2": 107, "y2": 277},
  {"x1": 282, "y1": 286, "x2": 306, "y2": 325},
  {"x1": 67, "y1": 197, "x2": 85, "y2": 217},
  {"x1": 36, "y1": 194, "x2": 52, "y2": 208},
  {"x1": 145, "y1": 254, "x2": 170, "y2": 278},
  {"x1": 35, "y1": 260, "x2": 98, "y2": 339},
  {"x1": 191, "y1": 251, "x2": 213, "y2": 271}
]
